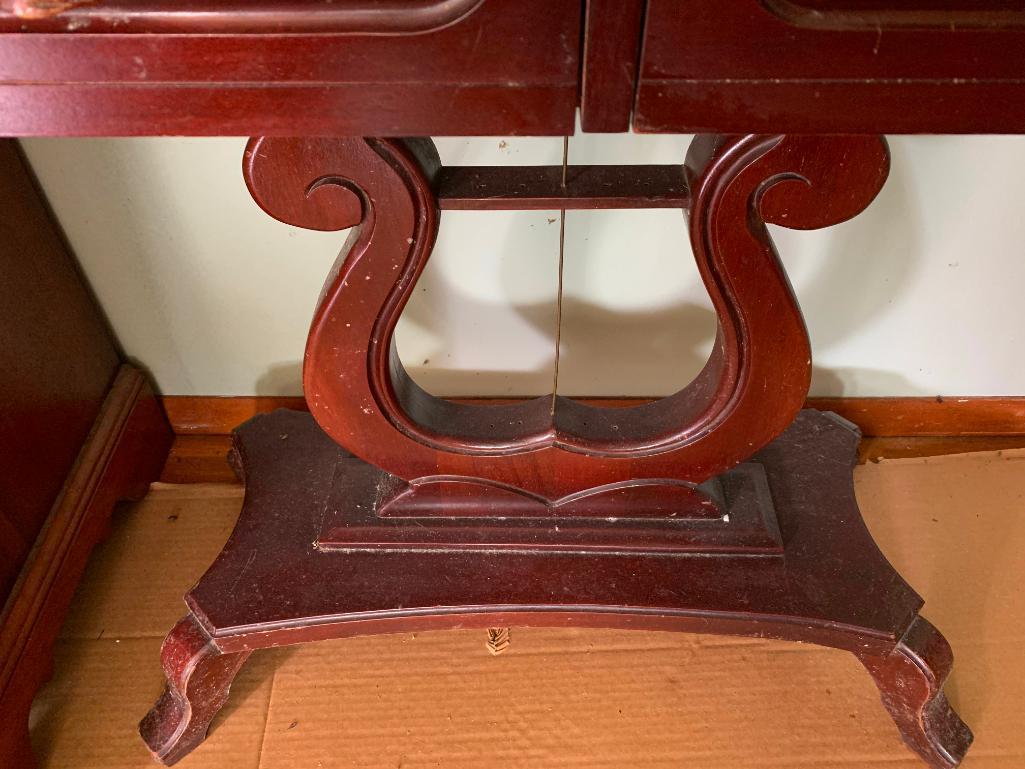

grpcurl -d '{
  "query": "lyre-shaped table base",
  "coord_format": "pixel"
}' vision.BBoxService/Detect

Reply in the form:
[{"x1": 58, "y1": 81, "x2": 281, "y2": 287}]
[{"x1": 139, "y1": 408, "x2": 971, "y2": 767}]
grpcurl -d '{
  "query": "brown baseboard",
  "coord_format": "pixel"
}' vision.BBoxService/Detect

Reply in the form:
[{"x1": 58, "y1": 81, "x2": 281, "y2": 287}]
[
  {"x1": 157, "y1": 394, "x2": 1025, "y2": 484},
  {"x1": 0, "y1": 365, "x2": 173, "y2": 768},
  {"x1": 163, "y1": 395, "x2": 307, "y2": 435},
  {"x1": 162, "y1": 395, "x2": 1025, "y2": 438},
  {"x1": 810, "y1": 397, "x2": 1025, "y2": 437}
]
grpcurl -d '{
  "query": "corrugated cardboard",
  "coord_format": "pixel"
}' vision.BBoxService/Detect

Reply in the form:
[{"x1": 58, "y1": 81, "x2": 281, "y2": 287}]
[{"x1": 28, "y1": 450, "x2": 1025, "y2": 768}]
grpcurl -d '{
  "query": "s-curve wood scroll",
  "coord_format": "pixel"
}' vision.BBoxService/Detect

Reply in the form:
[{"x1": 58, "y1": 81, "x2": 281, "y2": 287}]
[{"x1": 140, "y1": 134, "x2": 972, "y2": 769}]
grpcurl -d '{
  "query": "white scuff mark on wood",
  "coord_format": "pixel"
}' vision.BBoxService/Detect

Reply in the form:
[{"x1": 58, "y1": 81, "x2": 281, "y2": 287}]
[{"x1": 5, "y1": 0, "x2": 94, "y2": 20}]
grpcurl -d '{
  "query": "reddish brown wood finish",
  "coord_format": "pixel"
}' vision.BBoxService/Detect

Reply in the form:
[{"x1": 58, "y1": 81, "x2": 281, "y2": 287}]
[
  {"x1": 316, "y1": 460, "x2": 784, "y2": 554},
  {"x1": 579, "y1": 0, "x2": 646, "y2": 132},
  {"x1": 766, "y1": 1, "x2": 1025, "y2": 29},
  {"x1": 2, "y1": 366, "x2": 172, "y2": 769},
  {"x1": 0, "y1": 0, "x2": 485, "y2": 33},
  {"x1": 140, "y1": 408, "x2": 971, "y2": 768},
  {"x1": 162, "y1": 396, "x2": 310, "y2": 435},
  {"x1": 812, "y1": 397, "x2": 1025, "y2": 436},
  {"x1": 0, "y1": 138, "x2": 173, "y2": 769},
  {"x1": 0, "y1": 0, "x2": 579, "y2": 136},
  {"x1": 0, "y1": 139, "x2": 120, "y2": 598},
  {"x1": 139, "y1": 615, "x2": 252, "y2": 767},
  {"x1": 634, "y1": 0, "x2": 1025, "y2": 133},
  {"x1": 244, "y1": 134, "x2": 888, "y2": 501},
  {"x1": 4, "y1": 1, "x2": 1025, "y2": 136},
  {"x1": 0, "y1": 4, "x2": 994, "y2": 765},
  {"x1": 859, "y1": 617, "x2": 973, "y2": 769},
  {"x1": 141, "y1": 131, "x2": 973, "y2": 768}
]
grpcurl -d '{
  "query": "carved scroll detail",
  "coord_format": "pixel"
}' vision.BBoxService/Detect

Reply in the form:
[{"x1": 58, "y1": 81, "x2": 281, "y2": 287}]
[
  {"x1": 675, "y1": 134, "x2": 889, "y2": 479},
  {"x1": 244, "y1": 135, "x2": 887, "y2": 499}
]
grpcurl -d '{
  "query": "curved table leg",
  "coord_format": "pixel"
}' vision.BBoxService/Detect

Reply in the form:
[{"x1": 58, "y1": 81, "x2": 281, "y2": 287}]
[
  {"x1": 139, "y1": 614, "x2": 251, "y2": 766},
  {"x1": 858, "y1": 617, "x2": 973, "y2": 769}
]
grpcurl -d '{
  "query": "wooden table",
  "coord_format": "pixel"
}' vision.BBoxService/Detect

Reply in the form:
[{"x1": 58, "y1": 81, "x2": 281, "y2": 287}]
[{"x1": 4, "y1": 2, "x2": 1023, "y2": 767}]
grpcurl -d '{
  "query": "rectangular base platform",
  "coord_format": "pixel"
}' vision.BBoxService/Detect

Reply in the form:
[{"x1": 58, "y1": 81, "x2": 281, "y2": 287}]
[{"x1": 193, "y1": 409, "x2": 920, "y2": 645}]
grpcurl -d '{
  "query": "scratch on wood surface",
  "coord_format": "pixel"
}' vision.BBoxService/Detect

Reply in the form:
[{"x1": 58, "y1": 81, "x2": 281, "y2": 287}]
[
  {"x1": 4, "y1": 0, "x2": 94, "y2": 19},
  {"x1": 229, "y1": 550, "x2": 257, "y2": 596}
]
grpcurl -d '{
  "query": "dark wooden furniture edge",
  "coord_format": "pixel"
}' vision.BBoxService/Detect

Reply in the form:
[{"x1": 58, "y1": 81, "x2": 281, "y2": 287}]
[
  {"x1": 160, "y1": 395, "x2": 1025, "y2": 438},
  {"x1": 0, "y1": 364, "x2": 173, "y2": 769},
  {"x1": 580, "y1": 0, "x2": 646, "y2": 132}
]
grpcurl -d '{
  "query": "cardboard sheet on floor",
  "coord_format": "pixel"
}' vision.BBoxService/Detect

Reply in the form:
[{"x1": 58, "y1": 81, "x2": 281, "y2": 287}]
[{"x1": 28, "y1": 450, "x2": 1025, "y2": 768}]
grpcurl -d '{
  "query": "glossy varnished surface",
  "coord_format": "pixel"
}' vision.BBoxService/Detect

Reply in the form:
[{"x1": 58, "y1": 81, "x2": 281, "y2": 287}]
[
  {"x1": 244, "y1": 135, "x2": 889, "y2": 499},
  {"x1": 0, "y1": 0, "x2": 579, "y2": 136},
  {"x1": 0, "y1": 0, "x2": 485, "y2": 33},
  {"x1": 0, "y1": 140, "x2": 120, "y2": 598},
  {"x1": 579, "y1": 0, "x2": 645, "y2": 132},
  {"x1": 189, "y1": 410, "x2": 911, "y2": 638},
  {"x1": 634, "y1": 0, "x2": 1025, "y2": 133},
  {"x1": 140, "y1": 128, "x2": 973, "y2": 767},
  {"x1": 6, "y1": 1, "x2": 1025, "y2": 135},
  {"x1": 1, "y1": 369, "x2": 173, "y2": 769},
  {"x1": 186, "y1": 410, "x2": 917, "y2": 638}
]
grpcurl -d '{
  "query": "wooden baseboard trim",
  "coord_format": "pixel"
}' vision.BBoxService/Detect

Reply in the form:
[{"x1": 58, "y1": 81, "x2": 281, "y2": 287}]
[
  {"x1": 164, "y1": 395, "x2": 307, "y2": 435},
  {"x1": 162, "y1": 394, "x2": 1025, "y2": 438},
  {"x1": 809, "y1": 397, "x2": 1025, "y2": 437},
  {"x1": 0, "y1": 365, "x2": 173, "y2": 768}
]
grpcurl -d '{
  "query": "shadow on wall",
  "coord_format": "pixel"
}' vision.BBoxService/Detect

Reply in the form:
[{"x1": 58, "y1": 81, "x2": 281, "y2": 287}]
[
  {"x1": 25, "y1": 135, "x2": 923, "y2": 399},
  {"x1": 256, "y1": 361, "x2": 304, "y2": 396},
  {"x1": 403, "y1": 297, "x2": 719, "y2": 399},
  {"x1": 27, "y1": 135, "x2": 1003, "y2": 399},
  {"x1": 810, "y1": 367, "x2": 915, "y2": 398},
  {"x1": 387, "y1": 149, "x2": 920, "y2": 399},
  {"x1": 20, "y1": 136, "x2": 341, "y2": 396},
  {"x1": 777, "y1": 136, "x2": 921, "y2": 357},
  {"x1": 803, "y1": 154, "x2": 921, "y2": 401}
]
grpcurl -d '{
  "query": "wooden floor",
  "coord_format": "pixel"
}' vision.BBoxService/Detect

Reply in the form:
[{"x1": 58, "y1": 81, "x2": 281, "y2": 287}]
[{"x1": 159, "y1": 433, "x2": 1025, "y2": 484}]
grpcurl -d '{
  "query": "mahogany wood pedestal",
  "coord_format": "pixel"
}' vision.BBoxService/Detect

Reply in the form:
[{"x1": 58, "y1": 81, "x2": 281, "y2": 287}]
[
  {"x1": 141, "y1": 408, "x2": 970, "y2": 769},
  {"x1": 139, "y1": 132, "x2": 972, "y2": 768}
]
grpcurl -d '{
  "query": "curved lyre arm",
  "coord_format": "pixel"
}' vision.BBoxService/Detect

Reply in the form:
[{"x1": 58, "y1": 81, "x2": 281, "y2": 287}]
[{"x1": 243, "y1": 134, "x2": 888, "y2": 500}]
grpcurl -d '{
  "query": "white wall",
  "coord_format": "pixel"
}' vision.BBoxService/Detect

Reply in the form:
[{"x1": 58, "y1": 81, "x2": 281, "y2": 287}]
[{"x1": 19, "y1": 133, "x2": 1025, "y2": 398}]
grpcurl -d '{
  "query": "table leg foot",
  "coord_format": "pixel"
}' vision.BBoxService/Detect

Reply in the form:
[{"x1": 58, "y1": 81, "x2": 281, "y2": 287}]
[
  {"x1": 139, "y1": 614, "x2": 251, "y2": 766},
  {"x1": 858, "y1": 617, "x2": 973, "y2": 769}
]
